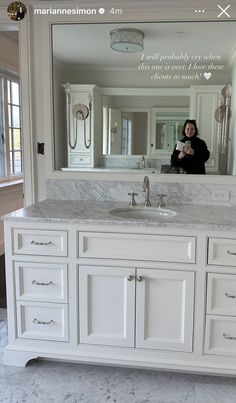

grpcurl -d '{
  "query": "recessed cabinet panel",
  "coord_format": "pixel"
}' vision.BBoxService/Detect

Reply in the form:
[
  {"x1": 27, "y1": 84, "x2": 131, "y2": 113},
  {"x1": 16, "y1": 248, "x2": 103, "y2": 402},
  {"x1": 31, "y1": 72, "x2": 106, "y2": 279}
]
[
  {"x1": 207, "y1": 273, "x2": 236, "y2": 316},
  {"x1": 208, "y1": 238, "x2": 236, "y2": 266},
  {"x1": 13, "y1": 229, "x2": 68, "y2": 256},
  {"x1": 17, "y1": 301, "x2": 68, "y2": 341},
  {"x1": 205, "y1": 315, "x2": 236, "y2": 356},
  {"x1": 15, "y1": 262, "x2": 68, "y2": 303},
  {"x1": 79, "y1": 265, "x2": 135, "y2": 347},
  {"x1": 136, "y1": 269, "x2": 194, "y2": 352},
  {"x1": 79, "y1": 232, "x2": 196, "y2": 263}
]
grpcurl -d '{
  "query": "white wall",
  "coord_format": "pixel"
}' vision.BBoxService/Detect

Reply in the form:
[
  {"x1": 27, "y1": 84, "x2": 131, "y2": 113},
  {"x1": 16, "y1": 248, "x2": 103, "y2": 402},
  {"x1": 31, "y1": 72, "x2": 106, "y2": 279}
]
[{"x1": 0, "y1": 32, "x2": 19, "y2": 74}]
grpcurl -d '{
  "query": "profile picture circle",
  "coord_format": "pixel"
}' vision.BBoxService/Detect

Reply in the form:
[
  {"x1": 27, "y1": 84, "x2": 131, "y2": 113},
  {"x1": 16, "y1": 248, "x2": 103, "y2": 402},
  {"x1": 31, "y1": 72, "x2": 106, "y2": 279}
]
[{"x1": 7, "y1": 2, "x2": 26, "y2": 21}]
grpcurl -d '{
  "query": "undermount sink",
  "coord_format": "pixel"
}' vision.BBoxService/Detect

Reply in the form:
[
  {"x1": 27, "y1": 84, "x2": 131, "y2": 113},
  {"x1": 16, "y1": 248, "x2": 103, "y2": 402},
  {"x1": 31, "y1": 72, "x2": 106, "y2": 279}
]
[{"x1": 109, "y1": 207, "x2": 177, "y2": 220}]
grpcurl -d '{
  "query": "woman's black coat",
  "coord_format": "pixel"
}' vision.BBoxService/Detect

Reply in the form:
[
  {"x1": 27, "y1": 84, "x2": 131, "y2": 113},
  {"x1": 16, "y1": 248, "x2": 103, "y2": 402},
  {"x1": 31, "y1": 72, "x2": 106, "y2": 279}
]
[{"x1": 171, "y1": 136, "x2": 210, "y2": 174}]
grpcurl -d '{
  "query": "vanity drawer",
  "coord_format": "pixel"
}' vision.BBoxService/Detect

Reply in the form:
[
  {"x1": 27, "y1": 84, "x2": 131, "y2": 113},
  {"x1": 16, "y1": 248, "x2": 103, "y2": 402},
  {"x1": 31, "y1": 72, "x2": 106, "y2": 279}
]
[
  {"x1": 208, "y1": 238, "x2": 236, "y2": 266},
  {"x1": 17, "y1": 301, "x2": 68, "y2": 341},
  {"x1": 205, "y1": 315, "x2": 236, "y2": 356},
  {"x1": 78, "y1": 232, "x2": 196, "y2": 263},
  {"x1": 15, "y1": 262, "x2": 68, "y2": 303},
  {"x1": 13, "y1": 229, "x2": 68, "y2": 256},
  {"x1": 70, "y1": 154, "x2": 91, "y2": 166},
  {"x1": 207, "y1": 273, "x2": 236, "y2": 316}
]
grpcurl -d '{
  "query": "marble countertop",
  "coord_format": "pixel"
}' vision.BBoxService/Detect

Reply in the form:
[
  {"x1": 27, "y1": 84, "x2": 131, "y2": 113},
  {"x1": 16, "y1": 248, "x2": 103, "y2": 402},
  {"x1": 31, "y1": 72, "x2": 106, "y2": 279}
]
[{"x1": 2, "y1": 199, "x2": 236, "y2": 231}]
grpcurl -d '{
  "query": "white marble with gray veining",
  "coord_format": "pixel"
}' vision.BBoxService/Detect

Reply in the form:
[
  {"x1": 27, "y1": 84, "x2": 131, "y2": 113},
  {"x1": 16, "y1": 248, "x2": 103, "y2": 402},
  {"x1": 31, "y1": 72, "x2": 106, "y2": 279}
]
[
  {"x1": 2, "y1": 198, "x2": 236, "y2": 231},
  {"x1": 46, "y1": 179, "x2": 236, "y2": 207}
]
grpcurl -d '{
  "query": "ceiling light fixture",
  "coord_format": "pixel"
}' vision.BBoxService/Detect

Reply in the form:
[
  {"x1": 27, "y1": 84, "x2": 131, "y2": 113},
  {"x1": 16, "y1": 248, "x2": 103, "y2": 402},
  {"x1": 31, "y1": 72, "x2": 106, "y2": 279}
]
[{"x1": 110, "y1": 28, "x2": 144, "y2": 53}]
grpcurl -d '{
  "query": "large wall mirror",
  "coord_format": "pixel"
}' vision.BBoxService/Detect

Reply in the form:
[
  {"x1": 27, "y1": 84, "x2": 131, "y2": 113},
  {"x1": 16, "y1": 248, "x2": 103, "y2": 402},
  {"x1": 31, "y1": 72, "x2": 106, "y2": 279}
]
[{"x1": 52, "y1": 21, "x2": 236, "y2": 175}]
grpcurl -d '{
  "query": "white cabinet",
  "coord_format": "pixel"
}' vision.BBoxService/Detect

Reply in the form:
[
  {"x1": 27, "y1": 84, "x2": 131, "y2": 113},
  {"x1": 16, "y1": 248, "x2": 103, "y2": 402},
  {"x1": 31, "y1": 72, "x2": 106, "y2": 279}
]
[
  {"x1": 6, "y1": 219, "x2": 236, "y2": 375},
  {"x1": 7, "y1": 226, "x2": 69, "y2": 345},
  {"x1": 79, "y1": 265, "x2": 194, "y2": 352},
  {"x1": 205, "y1": 237, "x2": 236, "y2": 356},
  {"x1": 79, "y1": 266, "x2": 135, "y2": 347},
  {"x1": 64, "y1": 84, "x2": 102, "y2": 168},
  {"x1": 136, "y1": 269, "x2": 194, "y2": 352}
]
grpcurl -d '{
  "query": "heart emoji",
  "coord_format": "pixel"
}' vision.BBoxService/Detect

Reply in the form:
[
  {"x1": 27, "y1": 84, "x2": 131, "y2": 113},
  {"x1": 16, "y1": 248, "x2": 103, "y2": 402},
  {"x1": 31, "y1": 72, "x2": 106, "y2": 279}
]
[{"x1": 204, "y1": 72, "x2": 211, "y2": 80}]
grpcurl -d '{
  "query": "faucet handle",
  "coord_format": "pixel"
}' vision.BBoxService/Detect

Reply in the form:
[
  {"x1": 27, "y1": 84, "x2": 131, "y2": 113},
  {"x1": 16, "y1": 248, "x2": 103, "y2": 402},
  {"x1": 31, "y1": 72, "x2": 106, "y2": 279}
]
[
  {"x1": 128, "y1": 192, "x2": 138, "y2": 207},
  {"x1": 156, "y1": 194, "x2": 167, "y2": 208}
]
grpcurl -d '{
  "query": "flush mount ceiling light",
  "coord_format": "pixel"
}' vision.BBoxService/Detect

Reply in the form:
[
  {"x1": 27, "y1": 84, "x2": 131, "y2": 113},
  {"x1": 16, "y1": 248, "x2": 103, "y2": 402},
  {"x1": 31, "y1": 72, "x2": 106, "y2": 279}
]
[{"x1": 110, "y1": 28, "x2": 144, "y2": 53}]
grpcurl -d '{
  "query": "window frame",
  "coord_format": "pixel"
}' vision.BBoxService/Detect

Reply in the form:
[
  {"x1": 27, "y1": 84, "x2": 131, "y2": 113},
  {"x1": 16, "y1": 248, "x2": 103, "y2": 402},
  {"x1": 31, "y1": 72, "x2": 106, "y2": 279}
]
[{"x1": 0, "y1": 72, "x2": 22, "y2": 182}]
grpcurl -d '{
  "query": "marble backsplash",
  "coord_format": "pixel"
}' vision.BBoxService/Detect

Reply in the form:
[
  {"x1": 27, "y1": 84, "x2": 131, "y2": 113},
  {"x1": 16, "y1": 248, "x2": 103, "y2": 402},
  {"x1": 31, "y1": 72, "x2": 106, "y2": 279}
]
[
  {"x1": 98, "y1": 156, "x2": 169, "y2": 170},
  {"x1": 46, "y1": 179, "x2": 236, "y2": 206}
]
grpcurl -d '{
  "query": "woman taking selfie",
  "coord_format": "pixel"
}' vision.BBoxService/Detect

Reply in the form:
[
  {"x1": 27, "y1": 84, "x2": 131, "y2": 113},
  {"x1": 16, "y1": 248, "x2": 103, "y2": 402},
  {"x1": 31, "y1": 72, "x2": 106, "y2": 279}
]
[{"x1": 171, "y1": 119, "x2": 210, "y2": 174}]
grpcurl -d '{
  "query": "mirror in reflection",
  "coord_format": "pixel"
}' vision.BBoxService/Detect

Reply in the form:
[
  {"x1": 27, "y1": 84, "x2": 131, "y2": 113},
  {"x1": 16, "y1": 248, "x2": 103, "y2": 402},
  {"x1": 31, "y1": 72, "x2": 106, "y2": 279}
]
[{"x1": 52, "y1": 21, "x2": 236, "y2": 175}]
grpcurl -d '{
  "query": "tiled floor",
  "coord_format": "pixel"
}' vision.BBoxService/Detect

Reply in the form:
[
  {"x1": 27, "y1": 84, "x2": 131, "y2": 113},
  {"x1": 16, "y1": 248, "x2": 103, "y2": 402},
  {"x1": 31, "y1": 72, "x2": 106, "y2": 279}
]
[{"x1": 1, "y1": 308, "x2": 236, "y2": 403}]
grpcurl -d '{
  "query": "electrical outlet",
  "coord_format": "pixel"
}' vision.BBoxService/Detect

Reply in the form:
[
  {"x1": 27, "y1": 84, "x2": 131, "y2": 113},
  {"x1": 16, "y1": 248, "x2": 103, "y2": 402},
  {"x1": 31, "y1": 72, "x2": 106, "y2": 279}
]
[{"x1": 211, "y1": 190, "x2": 230, "y2": 202}]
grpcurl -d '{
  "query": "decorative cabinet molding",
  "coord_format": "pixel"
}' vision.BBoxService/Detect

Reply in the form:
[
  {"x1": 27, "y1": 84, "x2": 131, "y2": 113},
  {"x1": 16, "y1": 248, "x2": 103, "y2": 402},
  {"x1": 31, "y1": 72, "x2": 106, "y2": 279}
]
[
  {"x1": 79, "y1": 265, "x2": 135, "y2": 347},
  {"x1": 135, "y1": 269, "x2": 194, "y2": 352},
  {"x1": 78, "y1": 232, "x2": 196, "y2": 263}
]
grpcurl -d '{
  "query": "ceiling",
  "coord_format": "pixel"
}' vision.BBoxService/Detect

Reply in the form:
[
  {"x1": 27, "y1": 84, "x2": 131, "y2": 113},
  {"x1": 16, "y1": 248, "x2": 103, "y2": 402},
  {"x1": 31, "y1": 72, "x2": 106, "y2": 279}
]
[{"x1": 52, "y1": 21, "x2": 236, "y2": 69}]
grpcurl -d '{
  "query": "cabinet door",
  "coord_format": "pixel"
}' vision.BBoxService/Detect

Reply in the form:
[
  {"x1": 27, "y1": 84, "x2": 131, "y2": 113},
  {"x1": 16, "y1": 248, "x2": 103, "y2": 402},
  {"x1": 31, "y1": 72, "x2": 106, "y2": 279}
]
[
  {"x1": 79, "y1": 266, "x2": 135, "y2": 347},
  {"x1": 136, "y1": 269, "x2": 194, "y2": 352}
]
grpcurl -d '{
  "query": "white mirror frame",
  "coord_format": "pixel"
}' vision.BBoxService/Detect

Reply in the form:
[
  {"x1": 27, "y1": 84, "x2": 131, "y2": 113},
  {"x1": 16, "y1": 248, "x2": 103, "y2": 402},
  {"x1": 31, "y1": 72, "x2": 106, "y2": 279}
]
[{"x1": 17, "y1": 1, "x2": 236, "y2": 202}]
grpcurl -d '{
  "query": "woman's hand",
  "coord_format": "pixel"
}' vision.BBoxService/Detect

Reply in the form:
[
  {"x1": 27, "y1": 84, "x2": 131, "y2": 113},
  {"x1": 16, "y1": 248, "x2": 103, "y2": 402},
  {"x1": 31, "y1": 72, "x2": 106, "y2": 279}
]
[
  {"x1": 178, "y1": 147, "x2": 194, "y2": 159},
  {"x1": 183, "y1": 145, "x2": 194, "y2": 155}
]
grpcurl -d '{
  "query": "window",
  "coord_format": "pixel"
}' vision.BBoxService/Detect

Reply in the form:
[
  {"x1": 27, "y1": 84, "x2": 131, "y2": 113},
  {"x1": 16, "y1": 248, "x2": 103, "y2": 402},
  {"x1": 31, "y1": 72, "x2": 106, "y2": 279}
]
[
  {"x1": 0, "y1": 74, "x2": 22, "y2": 181},
  {"x1": 122, "y1": 116, "x2": 132, "y2": 155}
]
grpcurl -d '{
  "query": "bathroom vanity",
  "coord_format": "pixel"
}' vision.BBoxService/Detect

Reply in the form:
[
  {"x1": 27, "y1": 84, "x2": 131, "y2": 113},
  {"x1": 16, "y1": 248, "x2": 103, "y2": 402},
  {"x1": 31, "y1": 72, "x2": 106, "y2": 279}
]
[{"x1": 3, "y1": 200, "x2": 236, "y2": 375}]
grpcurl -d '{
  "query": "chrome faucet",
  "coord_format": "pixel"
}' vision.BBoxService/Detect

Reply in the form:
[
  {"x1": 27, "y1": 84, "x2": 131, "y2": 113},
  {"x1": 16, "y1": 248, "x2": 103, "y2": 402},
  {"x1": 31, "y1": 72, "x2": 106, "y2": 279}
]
[
  {"x1": 142, "y1": 176, "x2": 151, "y2": 207},
  {"x1": 157, "y1": 193, "x2": 167, "y2": 208}
]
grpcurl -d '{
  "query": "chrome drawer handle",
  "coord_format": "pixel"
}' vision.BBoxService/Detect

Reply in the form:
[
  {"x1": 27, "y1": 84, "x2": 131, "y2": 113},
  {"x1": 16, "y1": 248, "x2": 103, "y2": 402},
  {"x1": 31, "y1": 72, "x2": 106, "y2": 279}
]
[
  {"x1": 137, "y1": 275, "x2": 143, "y2": 281},
  {"x1": 225, "y1": 292, "x2": 236, "y2": 299},
  {"x1": 30, "y1": 240, "x2": 53, "y2": 246},
  {"x1": 127, "y1": 275, "x2": 134, "y2": 281},
  {"x1": 227, "y1": 250, "x2": 236, "y2": 256},
  {"x1": 32, "y1": 280, "x2": 54, "y2": 286},
  {"x1": 223, "y1": 333, "x2": 236, "y2": 341},
  {"x1": 33, "y1": 318, "x2": 55, "y2": 325}
]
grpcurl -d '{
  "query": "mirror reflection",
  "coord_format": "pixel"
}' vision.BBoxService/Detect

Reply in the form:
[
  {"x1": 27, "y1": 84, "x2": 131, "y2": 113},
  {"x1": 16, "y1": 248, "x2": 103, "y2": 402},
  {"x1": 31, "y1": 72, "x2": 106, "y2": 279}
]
[
  {"x1": 52, "y1": 21, "x2": 236, "y2": 175},
  {"x1": 102, "y1": 108, "x2": 148, "y2": 155}
]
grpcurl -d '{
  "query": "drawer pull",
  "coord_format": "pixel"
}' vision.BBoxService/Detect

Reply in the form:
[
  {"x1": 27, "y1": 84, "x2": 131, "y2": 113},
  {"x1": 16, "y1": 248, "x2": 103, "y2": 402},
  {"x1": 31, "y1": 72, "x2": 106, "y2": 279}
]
[
  {"x1": 223, "y1": 333, "x2": 236, "y2": 341},
  {"x1": 32, "y1": 280, "x2": 54, "y2": 286},
  {"x1": 225, "y1": 292, "x2": 236, "y2": 299},
  {"x1": 33, "y1": 318, "x2": 55, "y2": 325},
  {"x1": 30, "y1": 240, "x2": 53, "y2": 246},
  {"x1": 127, "y1": 275, "x2": 134, "y2": 281},
  {"x1": 227, "y1": 250, "x2": 236, "y2": 256},
  {"x1": 137, "y1": 275, "x2": 143, "y2": 281}
]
